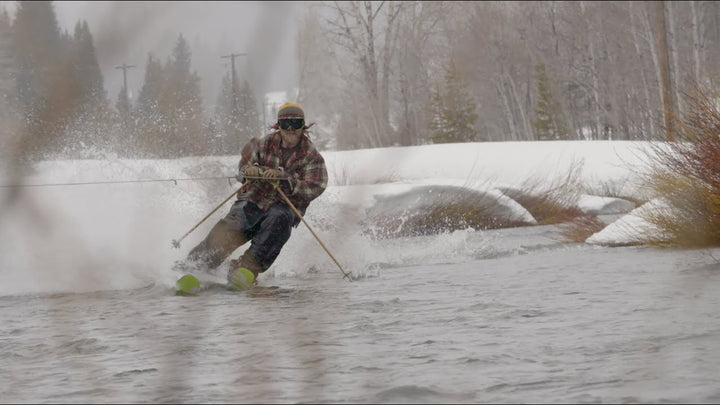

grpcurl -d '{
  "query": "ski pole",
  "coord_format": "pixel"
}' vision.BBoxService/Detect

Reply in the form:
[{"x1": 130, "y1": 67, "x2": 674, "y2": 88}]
[
  {"x1": 270, "y1": 181, "x2": 352, "y2": 281},
  {"x1": 171, "y1": 175, "x2": 281, "y2": 248},
  {"x1": 171, "y1": 185, "x2": 244, "y2": 249}
]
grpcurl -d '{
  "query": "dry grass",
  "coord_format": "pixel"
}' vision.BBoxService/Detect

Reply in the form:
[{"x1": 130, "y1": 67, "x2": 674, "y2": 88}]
[
  {"x1": 364, "y1": 159, "x2": 598, "y2": 239},
  {"x1": 556, "y1": 214, "x2": 607, "y2": 243},
  {"x1": 368, "y1": 201, "x2": 532, "y2": 239},
  {"x1": 500, "y1": 158, "x2": 586, "y2": 225},
  {"x1": 640, "y1": 82, "x2": 720, "y2": 246},
  {"x1": 503, "y1": 191, "x2": 586, "y2": 225},
  {"x1": 365, "y1": 185, "x2": 534, "y2": 239}
]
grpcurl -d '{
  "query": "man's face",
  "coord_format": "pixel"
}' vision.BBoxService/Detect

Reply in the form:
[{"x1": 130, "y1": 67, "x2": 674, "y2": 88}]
[
  {"x1": 278, "y1": 118, "x2": 304, "y2": 148},
  {"x1": 280, "y1": 127, "x2": 302, "y2": 148}
]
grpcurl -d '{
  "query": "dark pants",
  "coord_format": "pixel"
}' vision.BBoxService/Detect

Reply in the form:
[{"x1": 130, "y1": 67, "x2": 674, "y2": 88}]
[{"x1": 186, "y1": 200, "x2": 295, "y2": 272}]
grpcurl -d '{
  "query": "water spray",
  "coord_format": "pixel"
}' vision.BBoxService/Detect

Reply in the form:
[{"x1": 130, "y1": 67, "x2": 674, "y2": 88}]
[
  {"x1": 171, "y1": 185, "x2": 244, "y2": 249},
  {"x1": 172, "y1": 176, "x2": 351, "y2": 281}
]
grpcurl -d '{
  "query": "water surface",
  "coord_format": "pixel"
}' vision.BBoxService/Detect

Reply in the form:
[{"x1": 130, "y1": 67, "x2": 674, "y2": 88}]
[{"x1": 2, "y1": 224, "x2": 720, "y2": 403}]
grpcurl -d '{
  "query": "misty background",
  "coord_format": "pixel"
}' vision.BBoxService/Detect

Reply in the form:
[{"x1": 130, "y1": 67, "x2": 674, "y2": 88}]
[
  {"x1": 1, "y1": 1, "x2": 720, "y2": 162},
  {"x1": 6, "y1": 1, "x2": 303, "y2": 107}
]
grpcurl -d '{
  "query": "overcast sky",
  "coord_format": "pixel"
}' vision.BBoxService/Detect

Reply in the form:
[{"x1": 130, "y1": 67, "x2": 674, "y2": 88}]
[{"x1": 4, "y1": 1, "x2": 307, "y2": 111}]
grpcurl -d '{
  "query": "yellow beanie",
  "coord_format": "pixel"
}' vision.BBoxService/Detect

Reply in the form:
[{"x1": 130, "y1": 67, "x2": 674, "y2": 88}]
[{"x1": 277, "y1": 102, "x2": 304, "y2": 120}]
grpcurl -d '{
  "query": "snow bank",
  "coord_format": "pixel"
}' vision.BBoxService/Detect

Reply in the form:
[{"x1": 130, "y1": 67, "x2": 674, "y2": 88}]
[{"x1": 586, "y1": 199, "x2": 672, "y2": 246}]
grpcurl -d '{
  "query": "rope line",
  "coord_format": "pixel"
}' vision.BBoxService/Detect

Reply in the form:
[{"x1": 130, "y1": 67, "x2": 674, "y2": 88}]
[{"x1": 0, "y1": 176, "x2": 236, "y2": 189}]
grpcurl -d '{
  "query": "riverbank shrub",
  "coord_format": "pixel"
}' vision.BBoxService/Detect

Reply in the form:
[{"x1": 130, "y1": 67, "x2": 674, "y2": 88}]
[
  {"x1": 500, "y1": 158, "x2": 586, "y2": 225},
  {"x1": 641, "y1": 83, "x2": 720, "y2": 246},
  {"x1": 557, "y1": 214, "x2": 606, "y2": 243}
]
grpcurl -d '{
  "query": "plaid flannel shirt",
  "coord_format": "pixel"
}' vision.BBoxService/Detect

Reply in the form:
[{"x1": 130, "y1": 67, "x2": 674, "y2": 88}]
[{"x1": 237, "y1": 131, "x2": 328, "y2": 217}]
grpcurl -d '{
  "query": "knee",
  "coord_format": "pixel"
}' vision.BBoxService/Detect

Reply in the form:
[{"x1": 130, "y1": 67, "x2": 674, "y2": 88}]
[{"x1": 266, "y1": 205, "x2": 294, "y2": 226}]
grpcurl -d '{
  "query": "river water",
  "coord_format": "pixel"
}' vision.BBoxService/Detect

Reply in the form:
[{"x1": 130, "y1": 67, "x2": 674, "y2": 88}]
[{"x1": 2, "y1": 221, "x2": 720, "y2": 403}]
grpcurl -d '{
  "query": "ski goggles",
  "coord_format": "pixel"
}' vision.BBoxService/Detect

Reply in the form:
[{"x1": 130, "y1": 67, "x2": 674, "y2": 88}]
[{"x1": 278, "y1": 118, "x2": 304, "y2": 131}]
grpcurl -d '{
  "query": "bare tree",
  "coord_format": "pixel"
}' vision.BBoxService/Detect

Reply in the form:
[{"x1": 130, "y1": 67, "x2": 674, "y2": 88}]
[
  {"x1": 297, "y1": 1, "x2": 720, "y2": 147},
  {"x1": 322, "y1": 1, "x2": 405, "y2": 148},
  {"x1": 394, "y1": 1, "x2": 445, "y2": 146},
  {"x1": 690, "y1": 1, "x2": 702, "y2": 84},
  {"x1": 666, "y1": 1, "x2": 682, "y2": 116},
  {"x1": 656, "y1": 1, "x2": 676, "y2": 140},
  {"x1": 629, "y1": 1, "x2": 658, "y2": 138}
]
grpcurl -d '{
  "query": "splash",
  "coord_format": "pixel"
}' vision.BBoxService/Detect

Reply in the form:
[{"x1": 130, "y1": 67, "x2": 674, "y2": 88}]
[{"x1": 0, "y1": 157, "x2": 238, "y2": 296}]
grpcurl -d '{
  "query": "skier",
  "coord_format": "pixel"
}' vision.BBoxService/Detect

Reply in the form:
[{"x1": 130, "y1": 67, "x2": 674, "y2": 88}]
[{"x1": 175, "y1": 102, "x2": 328, "y2": 290}]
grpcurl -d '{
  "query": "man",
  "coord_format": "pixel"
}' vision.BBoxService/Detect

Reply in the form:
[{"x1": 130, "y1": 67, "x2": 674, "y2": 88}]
[{"x1": 176, "y1": 102, "x2": 328, "y2": 290}]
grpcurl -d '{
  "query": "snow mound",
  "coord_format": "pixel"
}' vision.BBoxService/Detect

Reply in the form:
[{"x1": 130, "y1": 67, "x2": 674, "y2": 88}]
[
  {"x1": 586, "y1": 198, "x2": 672, "y2": 245},
  {"x1": 578, "y1": 194, "x2": 637, "y2": 216}
]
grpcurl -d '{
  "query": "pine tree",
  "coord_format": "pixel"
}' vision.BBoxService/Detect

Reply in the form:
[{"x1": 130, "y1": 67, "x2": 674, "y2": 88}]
[
  {"x1": 0, "y1": 7, "x2": 16, "y2": 116},
  {"x1": 214, "y1": 72, "x2": 239, "y2": 155},
  {"x1": 136, "y1": 54, "x2": 163, "y2": 118},
  {"x1": 72, "y1": 21, "x2": 105, "y2": 108},
  {"x1": 236, "y1": 79, "x2": 260, "y2": 142},
  {"x1": 55, "y1": 27, "x2": 81, "y2": 122},
  {"x1": 10, "y1": 4, "x2": 107, "y2": 158},
  {"x1": 115, "y1": 86, "x2": 131, "y2": 128},
  {"x1": 162, "y1": 33, "x2": 205, "y2": 157},
  {"x1": 214, "y1": 72, "x2": 260, "y2": 155},
  {"x1": 134, "y1": 53, "x2": 166, "y2": 157},
  {"x1": 61, "y1": 19, "x2": 112, "y2": 155},
  {"x1": 0, "y1": 7, "x2": 19, "y2": 158},
  {"x1": 133, "y1": 34, "x2": 206, "y2": 158},
  {"x1": 532, "y1": 62, "x2": 569, "y2": 140},
  {"x1": 429, "y1": 60, "x2": 479, "y2": 144},
  {"x1": 11, "y1": 1, "x2": 65, "y2": 156}
]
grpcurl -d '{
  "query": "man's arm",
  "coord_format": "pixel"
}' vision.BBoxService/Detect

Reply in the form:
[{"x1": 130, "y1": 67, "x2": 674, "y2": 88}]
[
  {"x1": 238, "y1": 137, "x2": 262, "y2": 176},
  {"x1": 288, "y1": 152, "x2": 328, "y2": 206}
]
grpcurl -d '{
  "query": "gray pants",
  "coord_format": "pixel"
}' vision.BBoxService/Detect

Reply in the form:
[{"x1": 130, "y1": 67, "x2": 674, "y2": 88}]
[{"x1": 186, "y1": 200, "x2": 295, "y2": 272}]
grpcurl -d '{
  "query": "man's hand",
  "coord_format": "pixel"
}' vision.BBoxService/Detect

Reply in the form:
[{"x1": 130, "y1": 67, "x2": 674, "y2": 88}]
[
  {"x1": 262, "y1": 168, "x2": 284, "y2": 179},
  {"x1": 243, "y1": 166, "x2": 261, "y2": 177}
]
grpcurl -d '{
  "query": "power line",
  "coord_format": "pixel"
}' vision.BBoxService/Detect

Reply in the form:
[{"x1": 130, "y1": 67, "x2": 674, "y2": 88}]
[
  {"x1": 220, "y1": 52, "x2": 248, "y2": 112},
  {"x1": 115, "y1": 63, "x2": 136, "y2": 125},
  {"x1": 0, "y1": 176, "x2": 237, "y2": 189},
  {"x1": 114, "y1": 63, "x2": 136, "y2": 99}
]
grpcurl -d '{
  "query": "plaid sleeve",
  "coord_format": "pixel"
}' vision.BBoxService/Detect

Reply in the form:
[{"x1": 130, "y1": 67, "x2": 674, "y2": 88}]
[
  {"x1": 238, "y1": 137, "x2": 261, "y2": 173},
  {"x1": 237, "y1": 136, "x2": 277, "y2": 202},
  {"x1": 288, "y1": 150, "x2": 328, "y2": 207}
]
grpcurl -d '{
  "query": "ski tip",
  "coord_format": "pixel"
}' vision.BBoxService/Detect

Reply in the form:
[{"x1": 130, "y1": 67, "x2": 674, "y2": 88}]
[
  {"x1": 174, "y1": 274, "x2": 201, "y2": 296},
  {"x1": 227, "y1": 267, "x2": 255, "y2": 292}
]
